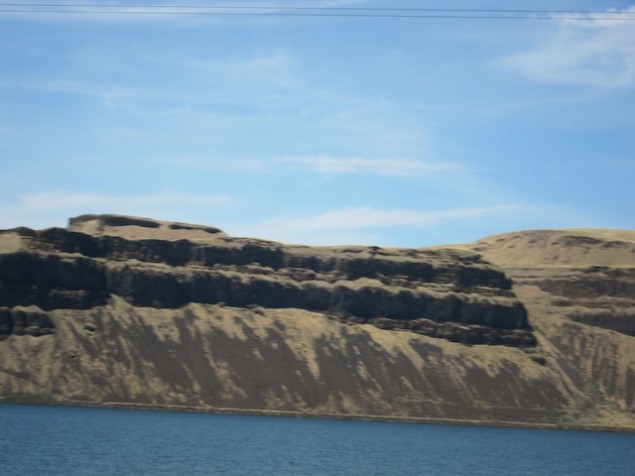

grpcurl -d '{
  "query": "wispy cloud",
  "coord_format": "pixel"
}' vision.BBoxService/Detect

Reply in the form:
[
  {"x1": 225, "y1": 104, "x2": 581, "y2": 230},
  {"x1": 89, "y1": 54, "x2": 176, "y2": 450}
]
[
  {"x1": 282, "y1": 156, "x2": 461, "y2": 177},
  {"x1": 0, "y1": 52, "x2": 299, "y2": 112},
  {"x1": 18, "y1": 191, "x2": 233, "y2": 212},
  {"x1": 157, "y1": 155, "x2": 460, "y2": 178},
  {"x1": 499, "y1": 6, "x2": 635, "y2": 88},
  {"x1": 156, "y1": 156, "x2": 269, "y2": 172},
  {"x1": 187, "y1": 53, "x2": 299, "y2": 89},
  {"x1": 226, "y1": 201, "x2": 607, "y2": 246},
  {"x1": 266, "y1": 206, "x2": 522, "y2": 231},
  {"x1": 3, "y1": 78, "x2": 141, "y2": 109},
  {"x1": 229, "y1": 205, "x2": 523, "y2": 245}
]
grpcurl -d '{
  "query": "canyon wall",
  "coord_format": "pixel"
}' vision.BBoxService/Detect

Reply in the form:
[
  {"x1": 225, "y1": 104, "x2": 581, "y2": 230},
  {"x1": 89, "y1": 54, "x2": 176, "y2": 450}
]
[{"x1": 1, "y1": 215, "x2": 633, "y2": 429}]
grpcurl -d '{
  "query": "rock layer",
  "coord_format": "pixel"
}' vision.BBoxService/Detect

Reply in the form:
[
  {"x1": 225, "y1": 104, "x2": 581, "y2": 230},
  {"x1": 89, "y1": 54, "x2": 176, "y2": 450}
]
[
  {"x1": 0, "y1": 215, "x2": 533, "y2": 346},
  {"x1": 1, "y1": 216, "x2": 634, "y2": 429},
  {"x1": 466, "y1": 229, "x2": 635, "y2": 419}
]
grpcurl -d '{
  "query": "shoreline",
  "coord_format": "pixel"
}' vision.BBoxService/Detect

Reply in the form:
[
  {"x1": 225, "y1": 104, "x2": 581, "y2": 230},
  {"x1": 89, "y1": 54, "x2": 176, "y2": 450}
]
[{"x1": 3, "y1": 398, "x2": 634, "y2": 434}]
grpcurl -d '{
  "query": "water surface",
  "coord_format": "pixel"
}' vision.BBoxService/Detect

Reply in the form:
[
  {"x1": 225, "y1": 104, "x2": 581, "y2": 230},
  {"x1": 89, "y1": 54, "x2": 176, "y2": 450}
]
[{"x1": 1, "y1": 403, "x2": 633, "y2": 475}]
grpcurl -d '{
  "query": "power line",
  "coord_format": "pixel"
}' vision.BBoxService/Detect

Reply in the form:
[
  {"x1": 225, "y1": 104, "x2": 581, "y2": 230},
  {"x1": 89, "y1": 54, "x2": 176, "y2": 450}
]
[
  {"x1": 1, "y1": 4, "x2": 634, "y2": 14},
  {"x1": 1, "y1": 4, "x2": 634, "y2": 21}
]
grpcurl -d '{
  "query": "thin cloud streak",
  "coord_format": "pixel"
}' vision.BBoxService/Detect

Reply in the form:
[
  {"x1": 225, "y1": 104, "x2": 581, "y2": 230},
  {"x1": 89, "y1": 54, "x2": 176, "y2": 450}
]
[
  {"x1": 186, "y1": 53, "x2": 299, "y2": 89},
  {"x1": 18, "y1": 191, "x2": 233, "y2": 212},
  {"x1": 283, "y1": 156, "x2": 461, "y2": 177},
  {"x1": 499, "y1": 6, "x2": 635, "y2": 87},
  {"x1": 153, "y1": 155, "x2": 467, "y2": 187},
  {"x1": 229, "y1": 205, "x2": 519, "y2": 236},
  {"x1": 270, "y1": 206, "x2": 522, "y2": 231},
  {"x1": 1, "y1": 53, "x2": 297, "y2": 100},
  {"x1": 226, "y1": 202, "x2": 602, "y2": 246}
]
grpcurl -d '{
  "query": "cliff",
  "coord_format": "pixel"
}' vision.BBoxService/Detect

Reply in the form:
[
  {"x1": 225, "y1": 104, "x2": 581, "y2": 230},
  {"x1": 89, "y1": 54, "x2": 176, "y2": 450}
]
[
  {"x1": 1, "y1": 215, "x2": 633, "y2": 430},
  {"x1": 466, "y1": 230, "x2": 635, "y2": 425}
]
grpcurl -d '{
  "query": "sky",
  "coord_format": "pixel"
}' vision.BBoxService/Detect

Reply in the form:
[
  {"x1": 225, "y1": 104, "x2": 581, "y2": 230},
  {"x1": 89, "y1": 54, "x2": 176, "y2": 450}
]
[{"x1": 1, "y1": 1, "x2": 634, "y2": 247}]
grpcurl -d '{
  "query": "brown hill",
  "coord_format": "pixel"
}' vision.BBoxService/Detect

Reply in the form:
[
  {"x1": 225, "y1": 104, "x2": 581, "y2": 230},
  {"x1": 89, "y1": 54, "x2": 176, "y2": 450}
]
[
  {"x1": 469, "y1": 228, "x2": 635, "y2": 267},
  {"x1": 1, "y1": 216, "x2": 633, "y2": 430},
  {"x1": 68, "y1": 214, "x2": 227, "y2": 241},
  {"x1": 462, "y1": 229, "x2": 635, "y2": 426}
]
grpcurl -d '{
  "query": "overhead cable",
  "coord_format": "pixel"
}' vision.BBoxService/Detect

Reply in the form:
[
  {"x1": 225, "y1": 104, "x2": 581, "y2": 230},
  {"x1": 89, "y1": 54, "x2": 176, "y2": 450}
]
[{"x1": 1, "y1": 4, "x2": 634, "y2": 21}]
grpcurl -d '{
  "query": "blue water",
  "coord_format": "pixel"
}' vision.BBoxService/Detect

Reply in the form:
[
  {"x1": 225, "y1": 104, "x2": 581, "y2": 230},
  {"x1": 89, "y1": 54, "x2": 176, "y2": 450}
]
[{"x1": 0, "y1": 403, "x2": 633, "y2": 475}]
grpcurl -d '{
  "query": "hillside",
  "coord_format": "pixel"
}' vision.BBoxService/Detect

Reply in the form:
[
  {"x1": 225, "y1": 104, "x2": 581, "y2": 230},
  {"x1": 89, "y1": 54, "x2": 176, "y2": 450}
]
[
  {"x1": 1, "y1": 215, "x2": 633, "y2": 430},
  {"x1": 464, "y1": 229, "x2": 635, "y2": 425}
]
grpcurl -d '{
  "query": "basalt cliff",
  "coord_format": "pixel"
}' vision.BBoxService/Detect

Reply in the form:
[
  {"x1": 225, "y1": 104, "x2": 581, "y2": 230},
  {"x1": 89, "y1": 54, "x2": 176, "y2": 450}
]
[{"x1": 1, "y1": 215, "x2": 633, "y2": 430}]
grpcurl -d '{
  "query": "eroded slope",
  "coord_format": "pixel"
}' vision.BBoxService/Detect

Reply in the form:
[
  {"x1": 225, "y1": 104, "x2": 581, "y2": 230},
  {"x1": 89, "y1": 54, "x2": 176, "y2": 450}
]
[
  {"x1": 1, "y1": 216, "x2": 634, "y2": 429},
  {"x1": 466, "y1": 229, "x2": 635, "y2": 417}
]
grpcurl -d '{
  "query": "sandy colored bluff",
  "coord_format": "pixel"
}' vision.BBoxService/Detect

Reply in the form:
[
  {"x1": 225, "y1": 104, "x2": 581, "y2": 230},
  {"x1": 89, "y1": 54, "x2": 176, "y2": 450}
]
[{"x1": 1, "y1": 214, "x2": 634, "y2": 431}]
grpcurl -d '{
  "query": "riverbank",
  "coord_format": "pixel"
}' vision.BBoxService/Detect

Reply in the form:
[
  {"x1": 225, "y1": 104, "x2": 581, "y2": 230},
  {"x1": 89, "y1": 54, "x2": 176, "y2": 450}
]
[{"x1": 3, "y1": 398, "x2": 634, "y2": 434}]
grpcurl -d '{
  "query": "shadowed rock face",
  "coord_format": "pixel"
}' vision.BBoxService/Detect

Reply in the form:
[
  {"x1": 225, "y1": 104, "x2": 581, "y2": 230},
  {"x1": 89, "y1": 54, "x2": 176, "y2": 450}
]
[
  {"x1": 0, "y1": 307, "x2": 55, "y2": 338},
  {"x1": 0, "y1": 216, "x2": 633, "y2": 430},
  {"x1": 0, "y1": 215, "x2": 532, "y2": 346}
]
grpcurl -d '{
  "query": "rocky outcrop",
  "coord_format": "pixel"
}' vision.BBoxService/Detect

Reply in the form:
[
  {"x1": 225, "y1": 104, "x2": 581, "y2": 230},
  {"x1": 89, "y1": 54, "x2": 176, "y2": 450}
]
[
  {"x1": 466, "y1": 229, "x2": 635, "y2": 419},
  {"x1": 0, "y1": 216, "x2": 633, "y2": 430},
  {"x1": 0, "y1": 215, "x2": 532, "y2": 346},
  {"x1": 68, "y1": 214, "x2": 226, "y2": 240},
  {"x1": 0, "y1": 306, "x2": 55, "y2": 338}
]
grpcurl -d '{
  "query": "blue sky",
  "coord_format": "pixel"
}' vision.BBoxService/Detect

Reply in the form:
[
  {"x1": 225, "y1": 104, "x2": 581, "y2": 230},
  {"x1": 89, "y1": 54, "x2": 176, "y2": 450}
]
[{"x1": 1, "y1": 1, "x2": 634, "y2": 246}]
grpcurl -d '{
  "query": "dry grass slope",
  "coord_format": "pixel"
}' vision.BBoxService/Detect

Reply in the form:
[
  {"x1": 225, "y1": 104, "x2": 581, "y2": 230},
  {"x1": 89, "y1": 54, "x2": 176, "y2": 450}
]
[{"x1": 1, "y1": 216, "x2": 634, "y2": 430}]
